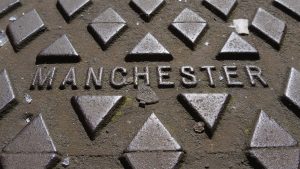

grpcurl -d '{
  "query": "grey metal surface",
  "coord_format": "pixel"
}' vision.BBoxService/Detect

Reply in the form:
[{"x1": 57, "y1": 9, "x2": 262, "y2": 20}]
[
  {"x1": 126, "y1": 113, "x2": 182, "y2": 152},
  {"x1": 71, "y1": 95, "x2": 123, "y2": 140},
  {"x1": 217, "y1": 32, "x2": 259, "y2": 60},
  {"x1": 251, "y1": 8, "x2": 286, "y2": 49},
  {"x1": 250, "y1": 111, "x2": 297, "y2": 148},
  {"x1": 36, "y1": 34, "x2": 80, "y2": 64},
  {"x1": 0, "y1": 69, "x2": 15, "y2": 114},
  {"x1": 6, "y1": 9, "x2": 45, "y2": 51}
]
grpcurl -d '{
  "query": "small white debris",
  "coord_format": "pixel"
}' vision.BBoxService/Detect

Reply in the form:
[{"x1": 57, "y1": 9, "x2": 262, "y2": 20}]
[
  {"x1": 204, "y1": 42, "x2": 210, "y2": 46},
  {"x1": 9, "y1": 16, "x2": 17, "y2": 22},
  {"x1": 0, "y1": 30, "x2": 8, "y2": 47},
  {"x1": 25, "y1": 118, "x2": 31, "y2": 123},
  {"x1": 231, "y1": 19, "x2": 249, "y2": 35},
  {"x1": 62, "y1": 157, "x2": 70, "y2": 167},
  {"x1": 219, "y1": 76, "x2": 224, "y2": 81},
  {"x1": 136, "y1": 22, "x2": 139, "y2": 26},
  {"x1": 24, "y1": 93, "x2": 32, "y2": 104}
]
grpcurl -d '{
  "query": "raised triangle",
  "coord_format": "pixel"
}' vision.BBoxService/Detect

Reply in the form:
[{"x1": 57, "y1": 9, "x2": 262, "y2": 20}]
[
  {"x1": 37, "y1": 35, "x2": 80, "y2": 64},
  {"x1": 131, "y1": 33, "x2": 169, "y2": 54},
  {"x1": 218, "y1": 32, "x2": 258, "y2": 60},
  {"x1": 179, "y1": 93, "x2": 230, "y2": 133},
  {"x1": 249, "y1": 148, "x2": 300, "y2": 169},
  {"x1": 126, "y1": 113, "x2": 182, "y2": 152},
  {"x1": 124, "y1": 152, "x2": 183, "y2": 169},
  {"x1": 3, "y1": 114, "x2": 57, "y2": 153},
  {"x1": 92, "y1": 8, "x2": 126, "y2": 23},
  {"x1": 250, "y1": 111, "x2": 298, "y2": 148},
  {"x1": 126, "y1": 33, "x2": 172, "y2": 61},
  {"x1": 174, "y1": 8, "x2": 206, "y2": 23},
  {"x1": 71, "y1": 95, "x2": 123, "y2": 139}
]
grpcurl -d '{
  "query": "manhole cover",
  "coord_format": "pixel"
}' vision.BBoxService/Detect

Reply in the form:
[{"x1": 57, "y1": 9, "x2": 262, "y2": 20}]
[{"x1": 0, "y1": 0, "x2": 300, "y2": 168}]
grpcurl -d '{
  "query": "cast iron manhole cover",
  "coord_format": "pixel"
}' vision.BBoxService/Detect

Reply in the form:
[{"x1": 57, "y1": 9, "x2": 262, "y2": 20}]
[{"x1": 0, "y1": 0, "x2": 300, "y2": 168}]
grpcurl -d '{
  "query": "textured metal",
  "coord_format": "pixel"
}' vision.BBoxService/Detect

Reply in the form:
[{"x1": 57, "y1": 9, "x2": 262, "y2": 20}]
[
  {"x1": 6, "y1": 9, "x2": 45, "y2": 51},
  {"x1": 284, "y1": 68, "x2": 300, "y2": 111},
  {"x1": 250, "y1": 111, "x2": 297, "y2": 148},
  {"x1": 274, "y1": 0, "x2": 300, "y2": 20},
  {"x1": 251, "y1": 8, "x2": 286, "y2": 49},
  {"x1": 126, "y1": 33, "x2": 172, "y2": 62},
  {"x1": 1, "y1": 153, "x2": 60, "y2": 169},
  {"x1": 249, "y1": 148, "x2": 300, "y2": 169},
  {"x1": 130, "y1": 0, "x2": 165, "y2": 21},
  {"x1": 71, "y1": 95, "x2": 124, "y2": 139},
  {"x1": 0, "y1": 69, "x2": 16, "y2": 114},
  {"x1": 170, "y1": 8, "x2": 207, "y2": 49},
  {"x1": 179, "y1": 93, "x2": 230, "y2": 135},
  {"x1": 217, "y1": 32, "x2": 259, "y2": 60},
  {"x1": 88, "y1": 8, "x2": 127, "y2": 50},
  {"x1": 123, "y1": 152, "x2": 183, "y2": 169},
  {"x1": 126, "y1": 113, "x2": 182, "y2": 152},
  {"x1": 0, "y1": 0, "x2": 20, "y2": 16},
  {"x1": 3, "y1": 114, "x2": 57, "y2": 153},
  {"x1": 57, "y1": 0, "x2": 91, "y2": 22},
  {"x1": 203, "y1": 0, "x2": 237, "y2": 19},
  {"x1": 36, "y1": 34, "x2": 80, "y2": 64}
]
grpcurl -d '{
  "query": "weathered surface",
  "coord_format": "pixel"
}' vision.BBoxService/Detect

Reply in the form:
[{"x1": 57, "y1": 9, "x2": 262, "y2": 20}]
[
  {"x1": 170, "y1": 8, "x2": 207, "y2": 49},
  {"x1": 57, "y1": 0, "x2": 91, "y2": 21},
  {"x1": 203, "y1": 0, "x2": 237, "y2": 19},
  {"x1": 284, "y1": 68, "x2": 300, "y2": 111},
  {"x1": 88, "y1": 8, "x2": 127, "y2": 50},
  {"x1": 251, "y1": 8, "x2": 286, "y2": 49},
  {"x1": 250, "y1": 111, "x2": 297, "y2": 148},
  {"x1": 136, "y1": 84, "x2": 159, "y2": 106},
  {"x1": 71, "y1": 95, "x2": 123, "y2": 139},
  {"x1": 179, "y1": 93, "x2": 230, "y2": 135},
  {"x1": 0, "y1": 0, "x2": 20, "y2": 16},
  {"x1": 36, "y1": 34, "x2": 80, "y2": 64},
  {"x1": 217, "y1": 32, "x2": 259, "y2": 60},
  {"x1": 249, "y1": 148, "x2": 300, "y2": 169},
  {"x1": 123, "y1": 152, "x2": 183, "y2": 169},
  {"x1": 0, "y1": 69, "x2": 16, "y2": 114},
  {"x1": 274, "y1": 0, "x2": 300, "y2": 20},
  {"x1": 6, "y1": 9, "x2": 45, "y2": 51},
  {"x1": 126, "y1": 113, "x2": 182, "y2": 152},
  {"x1": 126, "y1": 33, "x2": 172, "y2": 61},
  {"x1": 0, "y1": 153, "x2": 60, "y2": 169},
  {"x1": 130, "y1": 0, "x2": 165, "y2": 21},
  {"x1": 3, "y1": 114, "x2": 57, "y2": 153}
]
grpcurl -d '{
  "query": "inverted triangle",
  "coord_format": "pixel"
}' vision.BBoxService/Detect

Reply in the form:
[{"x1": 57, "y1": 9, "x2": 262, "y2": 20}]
[
  {"x1": 72, "y1": 95, "x2": 123, "y2": 139},
  {"x1": 179, "y1": 93, "x2": 230, "y2": 133},
  {"x1": 126, "y1": 113, "x2": 182, "y2": 152},
  {"x1": 3, "y1": 114, "x2": 57, "y2": 153},
  {"x1": 250, "y1": 111, "x2": 298, "y2": 148}
]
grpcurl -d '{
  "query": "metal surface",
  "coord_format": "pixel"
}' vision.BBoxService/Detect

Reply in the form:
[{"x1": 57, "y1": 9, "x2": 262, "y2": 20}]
[{"x1": 0, "y1": 0, "x2": 300, "y2": 168}]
